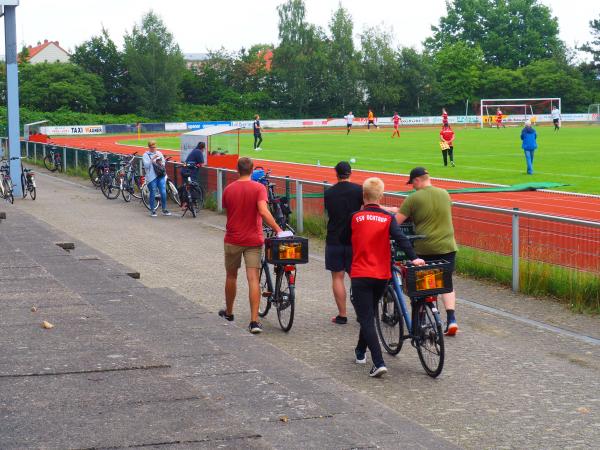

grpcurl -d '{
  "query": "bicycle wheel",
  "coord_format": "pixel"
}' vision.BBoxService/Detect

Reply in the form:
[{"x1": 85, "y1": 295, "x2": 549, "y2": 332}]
[
  {"x1": 258, "y1": 264, "x2": 272, "y2": 317},
  {"x1": 88, "y1": 165, "x2": 101, "y2": 187},
  {"x1": 167, "y1": 180, "x2": 181, "y2": 206},
  {"x1": 415, "y1": 301, "x2": 445, "y2": 378},
  {"x1": 131, "y1": 175, "x2": 143, "y2": 199},
  {"x1": 141, "y1": 184, "x2": 160, "y2": 211},
  {"x1": 29, "y1": 184, "x2": 36, "y2": 200},
  {"x1": 21, "y1": 174, "x2": 27, "y2": 199},
  {"x1": 275, "y1": 269, "x2": 295, "y2": 332},
  {"x1": 55, "y1": 157, "x2": 63, "y2": 173},
  {"x1": 101, "y1": 174, "x2": 120, "y2": 200},
  {"x1": 186, "y1": 188, "x2": 196, "y2": 218},
  {"x1": 375, "y1": 285, "x2": 405, "y2": 355},
  {"x1": 43, "y1": 155, "x2": 56, "y2": 172},
  {"x1": 121, "y1": 174, "x2": 132, "y2": 202}
]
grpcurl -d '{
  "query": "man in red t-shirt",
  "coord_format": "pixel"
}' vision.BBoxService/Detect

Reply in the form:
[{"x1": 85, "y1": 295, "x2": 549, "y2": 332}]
[
  {"x1": 391, "y1": 112, "x2": 401, "y2": 138},
  {"x1": 219, "y1": 157, "x2": 287, "y2": 334},
  {"x1": 342, "y1": 177, "x2": 424, "y2": 377},
  {"x1": 439, "y1": 125, "x2": 456, "y2": 167}
]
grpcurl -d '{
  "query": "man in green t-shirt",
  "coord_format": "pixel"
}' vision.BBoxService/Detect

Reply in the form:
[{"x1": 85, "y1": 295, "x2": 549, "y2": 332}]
[{"x1": 396, "y1": 167, "x2": 459, "y2": 336}]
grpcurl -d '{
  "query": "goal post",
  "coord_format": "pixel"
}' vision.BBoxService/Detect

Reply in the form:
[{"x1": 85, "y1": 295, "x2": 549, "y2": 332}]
[
  {"x1": 588, "y1": 104, "x2": 600, "y2": 125},
  {"x1": 479, "y1": 98, "x2": 561, "y2": 128}
]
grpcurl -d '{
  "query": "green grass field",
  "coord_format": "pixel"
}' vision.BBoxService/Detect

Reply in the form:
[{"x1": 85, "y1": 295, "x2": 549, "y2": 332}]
[{"x1": 119, "y1": 125, "x2": 600, "y2": 194}]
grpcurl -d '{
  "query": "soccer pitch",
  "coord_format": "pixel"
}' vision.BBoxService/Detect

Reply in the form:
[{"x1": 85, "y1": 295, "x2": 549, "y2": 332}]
[{"x1": 119, "y1": 125, "x2": 600, "y2": 194}]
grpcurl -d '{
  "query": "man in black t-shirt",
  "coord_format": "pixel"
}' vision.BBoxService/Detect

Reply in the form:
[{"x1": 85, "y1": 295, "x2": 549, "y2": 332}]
[
  {"x1": 253, "y1": 115, "x2": 263, "y2": 150},
  {"x1": 324, "y1": 161, "x2": 363, "y2": 324}
]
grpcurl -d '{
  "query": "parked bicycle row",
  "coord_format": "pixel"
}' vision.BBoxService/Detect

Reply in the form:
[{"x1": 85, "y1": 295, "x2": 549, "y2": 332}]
[{"x1": 1, "y1": 156, "x2": 36, "y2": 204}]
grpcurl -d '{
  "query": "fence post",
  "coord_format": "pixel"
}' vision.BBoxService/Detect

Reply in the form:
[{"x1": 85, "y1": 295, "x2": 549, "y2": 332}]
[
  {"x1": 512, "y1": 208, "x2": 520, "y2": 292},
  {"x1": 42, "y1": 144, "x2": 46, "y2": 159},
  {"x1": 285, "y1": 176, "x2": 291, "y2": 199},
  {"x1": 296, "y1": 180, "x2": 303, "y2": 233},
  {"x1": 74, "y1": 149, "x2": 78, "y2": 169},
  {"x1": 63, "y1": 147, "x2": 67, "y2": 172},
  {"x1": 34, "y1": 143, "x2": 37, "y2": 162},
  {"x1": 217, "y1": 169, "x2": 223, "y2": 212},
  {"x1": 138, "y1": 157, "x2": 143, "y2": 176},
  {"x1": 88, "y1": 151, "x2": 92, "y2": 168}
]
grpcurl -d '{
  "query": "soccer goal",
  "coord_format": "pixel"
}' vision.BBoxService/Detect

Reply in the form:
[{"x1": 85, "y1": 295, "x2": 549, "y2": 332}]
[
  {"x1": 588, "y1": 104, "x2": 600, "y2": 125},
  {"x1": 479, "y1": 98, "x2": 561, "y2": 128}
]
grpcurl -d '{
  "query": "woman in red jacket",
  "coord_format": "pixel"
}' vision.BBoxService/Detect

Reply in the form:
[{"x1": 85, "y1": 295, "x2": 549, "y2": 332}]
[{"x1": 439, "y1": 125, "x2": 456, "y2": 167}]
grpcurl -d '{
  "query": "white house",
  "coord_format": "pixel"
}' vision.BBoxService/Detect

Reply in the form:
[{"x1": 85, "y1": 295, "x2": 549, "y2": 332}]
[{"x1": 26, "y1": 39, "x2": 70, "y2": 64}]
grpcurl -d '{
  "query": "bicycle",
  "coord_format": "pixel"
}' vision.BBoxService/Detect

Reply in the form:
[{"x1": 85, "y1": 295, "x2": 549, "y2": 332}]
[
  {"x1": 88, "y1": 150, "x2": 108, "y2": 187},
  {"x1": 176, "y1": 162, "x2": 205, "y2": 218},
  {"x1": 374, "y1": 224, "x2": 450, "y2": 378},
  {"x1": 18, "y1": 157, "x2": 36, "y2": 200},
  {"x1": 99, "y1": 157, "x2": 122, "y2": 200},
  {"x1": 0, "y1": 159, "x2": 14, "y2": 204},
  {"x1": 43, "y1": 146, "x2": 63, "y2": 173},
  {"x1": 141, "y1": 157, "x2": 180, "y2": 212},
  {"x1": 255, "y1": 168, "x2": 306, "y2": 332},
  {"x1": 120, "y1": 153, "x2": 143, "y2": 202}
]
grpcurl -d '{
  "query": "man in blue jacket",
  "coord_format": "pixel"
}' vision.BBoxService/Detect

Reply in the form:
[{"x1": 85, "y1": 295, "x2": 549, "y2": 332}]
[{"x1": 520, "y1": 120, "x2": 537, "y2": 175}]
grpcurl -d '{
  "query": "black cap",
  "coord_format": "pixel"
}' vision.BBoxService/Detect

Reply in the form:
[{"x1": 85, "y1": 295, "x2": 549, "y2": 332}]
[
  {"x1": 407, "y1": 167, "x2": 428, "y2": 184},
  {"x1": 335, "y1": 161, "x2": 352, "y2": 178}
]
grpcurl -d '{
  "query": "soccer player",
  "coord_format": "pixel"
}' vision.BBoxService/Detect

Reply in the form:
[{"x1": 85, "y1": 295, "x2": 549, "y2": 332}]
[
  {"x1": 344, "y1": 111, "x2": 354, "y2": 135},
  {"x1": 253, "y1": 115, "x2": 263, "y2": 150},
  {"x1": 495, "y1": 108, "x2": 505, "y2": 129},
  {"x1": 391, "y1": 112, "x2": 401, "y2": 138},
  {"x1": 442, "y1": 108, "x2": 449, "y2": 127},
  {"x1": 367, "y1": 109, "x2": 378, "y2": 130},
  {"x1": 440, "y1": 125, "x2": 455, "y2": 167},
  {"x1": 551, "y1": 106, "x2": 561, "y2": 131}
]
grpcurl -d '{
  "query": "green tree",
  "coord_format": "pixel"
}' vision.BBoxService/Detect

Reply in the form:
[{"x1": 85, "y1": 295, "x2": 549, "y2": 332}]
[
  {"x1": 123, "y1": 11, "x2": 186, "y2": 118},
  {"x1": 426, "y1": 0, "x2": 564, "y2": 68},
  {"x1": 359, "y1": 26, "x2": 404, "y2": 115},
  {"x1": 580, "y1": 15, "x2": 600, "y2": 67},
  {"x1": 433, "y1": 42, "x2": 484, "y2": 111},
  {"x1": 326, "y1": 5, "x2": 360, "y2": 114},
  {"x1": 478, "y1": 66, "x2": 528, "y2": 99},
  {"x1": 19, "y1": 63, "x2": 104, "y2": 112},
  {"x1": 71, "y1": 28, "x2": 131, "y2": 114},
  {"x1": 272, "y1": 0, "x2": 329, "y2": 116},
  {"x1": 397, "y1": 48, "x2": 438, "y2": 115}
]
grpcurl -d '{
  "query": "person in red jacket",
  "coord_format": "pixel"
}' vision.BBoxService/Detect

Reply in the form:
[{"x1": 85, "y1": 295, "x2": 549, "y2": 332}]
[
  {"x1": 439, "y1": 125, "x2": 455, "y2": 167},
  {"x1": 342, "y1": 177, "x2": 425, "y2": 377}
]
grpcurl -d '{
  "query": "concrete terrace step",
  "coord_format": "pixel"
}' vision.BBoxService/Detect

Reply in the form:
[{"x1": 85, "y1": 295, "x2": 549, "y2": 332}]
[{"x1": 0, "y1": 207, "x2": 456, "y2": 449}]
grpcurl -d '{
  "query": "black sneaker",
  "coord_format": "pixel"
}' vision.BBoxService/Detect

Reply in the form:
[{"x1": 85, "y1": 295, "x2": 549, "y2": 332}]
[
  {"x1": 218, "y1": 309, "x2": 234, "y2": 321},
  {"x1": 369, "y1": 364, "x2": 388, "y2": 378},
  {"x1": 249, "y1": 321, "x2": 263, "y2": 334},
  {"x1": 331, "y1": 315, "x2": 348, "y2": 325}
]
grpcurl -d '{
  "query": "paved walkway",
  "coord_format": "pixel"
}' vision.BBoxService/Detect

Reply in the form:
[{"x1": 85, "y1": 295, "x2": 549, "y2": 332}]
[{"x1": 5, "y1": 171, "x2": 600, "y2": 449}]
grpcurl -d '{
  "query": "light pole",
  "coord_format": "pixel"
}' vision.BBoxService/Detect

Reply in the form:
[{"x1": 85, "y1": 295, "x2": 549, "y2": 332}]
[{"x1": 2, "y1": 1, "x2": 21, "y2": 197}]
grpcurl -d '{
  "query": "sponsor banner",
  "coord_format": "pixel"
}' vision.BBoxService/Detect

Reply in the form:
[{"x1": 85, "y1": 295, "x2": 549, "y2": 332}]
[
  {"x1": 165, "y1": 122, "x2": 188, "y2": 131},
  {"x1": 40, "y1": 125, "x2": 105, "y2": 135},
  {"x1": 187, "y1": 121, "x2": 231, "y2": 130}
]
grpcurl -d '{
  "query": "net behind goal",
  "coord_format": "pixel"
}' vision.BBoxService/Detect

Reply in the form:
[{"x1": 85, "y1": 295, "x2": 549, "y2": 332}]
[
  {"x1": 479, "y1": 98, "x2": 561, "y2": 128},
  {"x1": 588, "y1": 104, "x2": 600, "y2": 125}
]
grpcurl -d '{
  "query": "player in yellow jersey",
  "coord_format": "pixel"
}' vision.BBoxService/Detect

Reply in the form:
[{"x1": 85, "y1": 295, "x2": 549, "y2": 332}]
[{"x1": 367, "y1": 109, "x2": 378, "y2": 131}]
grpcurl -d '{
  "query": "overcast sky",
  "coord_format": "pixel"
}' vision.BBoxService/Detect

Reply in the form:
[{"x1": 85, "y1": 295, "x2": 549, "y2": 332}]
[{"x1": 4, "y1": 0, "x2": 599, "y2": 59}]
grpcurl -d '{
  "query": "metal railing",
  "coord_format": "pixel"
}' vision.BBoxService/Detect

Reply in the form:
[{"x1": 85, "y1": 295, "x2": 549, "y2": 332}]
[{"x1": 8, "y1": 138, "x2": 600, "y2": 295}]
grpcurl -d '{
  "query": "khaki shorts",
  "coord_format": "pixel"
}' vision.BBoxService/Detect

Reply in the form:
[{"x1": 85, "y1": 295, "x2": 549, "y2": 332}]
[{"x1": 224, "y1": 243, "x2": 262, "y2": 271}]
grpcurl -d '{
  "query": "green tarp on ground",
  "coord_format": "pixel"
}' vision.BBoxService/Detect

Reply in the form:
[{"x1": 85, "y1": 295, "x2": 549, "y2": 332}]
[{"x1": 395, "y1": 182, "x2": 569, "y2": 195}]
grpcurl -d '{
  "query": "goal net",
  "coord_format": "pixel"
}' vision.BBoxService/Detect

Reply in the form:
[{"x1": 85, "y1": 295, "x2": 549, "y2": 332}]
[
  {"x1": 588, "y1": 104, "x2": 600, "y2": 125},
  {"x1": 479, "y1": 98, "x2": 561, "y2": 128}
]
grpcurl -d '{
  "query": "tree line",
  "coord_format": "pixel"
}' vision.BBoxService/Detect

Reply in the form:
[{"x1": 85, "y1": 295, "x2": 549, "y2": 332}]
[{"x1": 3, "y1": 0, "x2": 600, "y2": 123}]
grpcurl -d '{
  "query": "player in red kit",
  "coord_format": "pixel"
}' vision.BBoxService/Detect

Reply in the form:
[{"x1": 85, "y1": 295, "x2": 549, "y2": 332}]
[
  {"x1": 495, "y1": 108, "x2": 505, "y2": 129},
  {"x1": 391, "y1": 112, "x2": 401, "y2": 138},
  {"x1": 442, "y1": 108, "x2": 449, "y2": 127}
]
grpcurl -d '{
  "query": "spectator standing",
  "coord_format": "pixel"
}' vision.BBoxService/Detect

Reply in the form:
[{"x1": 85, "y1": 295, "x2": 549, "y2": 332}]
[
  {"x1": 439, "y1": 125, "x2": 456, "y2": 167},
  {"x1": 142, "y1": 141, "x2": 171, "y2": 217},
  {"x1": 324, "y1": 161, "x2": 363, "y2": 325},
  {"x1": 344, "y1": 111, "x2": 354, "y2": 135},
  {"x1": 185, "y1": 141, "x2": 206, "y2": 177},
  {"x1": 219, "y1": 157, "x2": 288, "y2": 334},
  {"x1": 343, "y1": 177, "x2": 424, "y2": 377},
  {"x1": 521, "y1": 120, "x2": 538, "y2": 175},
  {"x1": 396, "y1": 167, "x2": 459, "y2": 336},
  {"x1": 253, "y1": 115, "x2": 263, "y2": 150},
  {"x1": 551, "y1": 106, "x2": 561, "y2": 131}
]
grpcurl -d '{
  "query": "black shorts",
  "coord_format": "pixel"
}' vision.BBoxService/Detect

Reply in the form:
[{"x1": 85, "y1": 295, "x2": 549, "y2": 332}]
[
  {"x1": 325, "y1": 244, "x2": 352, "y2": 273},
  {"x1": 347, "y1": 123, "x2": 352, "y2": 129},
  {"x1": 368, "y1": 120, "x2": 375, "y2": 125},
  {"x1": 420, "y1": 251, "x2": 456, "y2": 273},
  {"x1": 553, "y1": 118, "x2": 559, "y2": 124}
]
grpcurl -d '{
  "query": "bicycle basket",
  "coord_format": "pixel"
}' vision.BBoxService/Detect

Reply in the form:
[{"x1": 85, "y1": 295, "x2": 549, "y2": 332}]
[
  {"x1": 401, "y1": 260, "x2": 453, "y2": 298},
  {"x1": 264, "y1": 236, "x2": 309, "y2": 265}
]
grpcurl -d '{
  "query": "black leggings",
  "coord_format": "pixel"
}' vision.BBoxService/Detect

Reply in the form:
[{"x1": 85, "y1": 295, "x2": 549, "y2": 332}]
[
  {"x1": 442, "y1": 146, "x2": 454, "y2": 166},
  {"x1": 350, "y1": 277, "x2": 388, "y2": 367},
  {"x1": 254, "y1": 134, "x2": 263, "y2": 149}
]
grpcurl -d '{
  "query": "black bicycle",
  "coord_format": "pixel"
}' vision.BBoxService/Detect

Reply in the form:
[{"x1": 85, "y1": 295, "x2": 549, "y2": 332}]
[
  {"x1": 255, "y1": 168, "x2": 304, "y2": 332},
  {"x1": 176, "y1": 162, "x2": 205, "y2": 217},
  {"x1": 0, "y1": 159, "x2": 14, "y2": 204},
  {"x1": 99, "y1": 158, "x2": 121, "y2": 200},
  {"x1": 120, "y1": 153, "x2": 143, "y2": 202},
  {"x1": 18, "y1": 157, "x2": 36, "y2": 200},
  {"x1": 88, "y1": 150, "x2": 108, "y2": 187},
  {"x1": 43, "y1": 146, "x2": 63, "y2": 172}
]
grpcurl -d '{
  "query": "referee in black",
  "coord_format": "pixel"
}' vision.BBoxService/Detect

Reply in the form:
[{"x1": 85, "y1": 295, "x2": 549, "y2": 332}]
[{"x1": 253, "y1": 114, "x2": 263, "y2": 150}]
